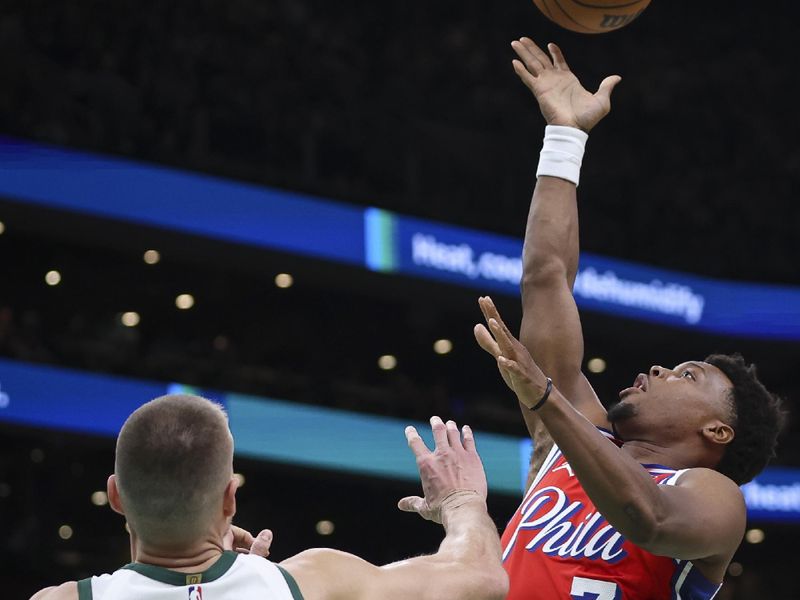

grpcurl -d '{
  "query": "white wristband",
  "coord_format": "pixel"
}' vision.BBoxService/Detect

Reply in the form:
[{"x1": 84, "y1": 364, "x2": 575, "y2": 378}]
[{"x1": 536, "y1": 125, "x2": 589, "y2": 187}]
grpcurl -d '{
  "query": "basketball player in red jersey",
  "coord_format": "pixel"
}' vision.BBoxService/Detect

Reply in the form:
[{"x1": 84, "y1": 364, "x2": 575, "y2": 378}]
[{"x1": 474, "y1": 38, "x2": 784, "y2": 600}]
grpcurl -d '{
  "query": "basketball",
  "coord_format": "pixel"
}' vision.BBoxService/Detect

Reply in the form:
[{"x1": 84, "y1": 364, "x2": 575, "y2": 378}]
[{"x1": 533, "y1": 0, "x2": 651, "y2": 34}]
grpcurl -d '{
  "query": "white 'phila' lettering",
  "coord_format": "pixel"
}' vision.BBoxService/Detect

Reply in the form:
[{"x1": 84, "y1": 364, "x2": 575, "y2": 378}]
[{"x1": 503, "y1": 486, "x2": 627, "y2": 564}]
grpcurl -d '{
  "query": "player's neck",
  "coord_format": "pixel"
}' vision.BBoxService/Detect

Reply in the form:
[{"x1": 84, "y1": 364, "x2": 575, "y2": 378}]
[
  {"x1": 134, "y1": 535, "x2": 227, "y2": 573},
  {"x1": 620, "y1": 440, "x2": 693, "y2": 470}
]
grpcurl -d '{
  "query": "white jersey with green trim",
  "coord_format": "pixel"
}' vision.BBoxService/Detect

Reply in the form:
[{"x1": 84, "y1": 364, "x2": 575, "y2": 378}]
[{"x1": 77, "y1": 551, "x2": 303, "y2": 600}]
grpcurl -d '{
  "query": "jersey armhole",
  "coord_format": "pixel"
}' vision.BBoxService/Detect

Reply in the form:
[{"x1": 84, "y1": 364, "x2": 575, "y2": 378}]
[
  {"x1": 662, "y1": 468, "x2": 690, "y2": 486},
  {"x1": 276, "y1": 565, "x2": 305, "y2": 600},
  {"x1": 77, "y1": 579, "x2": 93, "y2": 600},
  {"x1": 523, "y1": 426, "x2": 621, "y2": 497}
]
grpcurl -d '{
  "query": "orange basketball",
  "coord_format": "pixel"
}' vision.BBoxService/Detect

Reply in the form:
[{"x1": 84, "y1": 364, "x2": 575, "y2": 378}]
[{"x1": 533, "y1": 0, "x2": 651, "y2": 34}]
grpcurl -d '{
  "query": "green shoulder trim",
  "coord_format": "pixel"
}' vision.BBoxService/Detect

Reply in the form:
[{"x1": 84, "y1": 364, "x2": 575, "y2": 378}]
[
  {"x1": 276, "y1": 565, "x2": 305, "y2": 600},
  {"x1": 122, "y1": 551, "x2": 237, "y2": 585},
  {"x1": 77, "y1": 578, "x2": 93, "y2": 600}
]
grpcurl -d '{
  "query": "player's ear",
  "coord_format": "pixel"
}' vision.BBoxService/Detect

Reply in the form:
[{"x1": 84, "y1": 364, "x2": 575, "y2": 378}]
[
  {"x1": 107, "y1": 474, "x2": 126, "y2": 516},
  {"x1": 222, "y1": 477, "x2": 237, "y2": 519},
  {"x1": 701, "y1": 421, "x2": 735, "y2": 446}
]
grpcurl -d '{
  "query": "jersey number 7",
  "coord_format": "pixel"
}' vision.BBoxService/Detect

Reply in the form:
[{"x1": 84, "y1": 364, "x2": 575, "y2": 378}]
[{"x1": 570, "y1": 576, "x2": 622, "y2": 600}]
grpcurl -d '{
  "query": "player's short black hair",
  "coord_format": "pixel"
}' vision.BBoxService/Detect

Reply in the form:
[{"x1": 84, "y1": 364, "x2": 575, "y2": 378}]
[{"x1": 705, "y1": 353, "x2": 786, "y2": 485}]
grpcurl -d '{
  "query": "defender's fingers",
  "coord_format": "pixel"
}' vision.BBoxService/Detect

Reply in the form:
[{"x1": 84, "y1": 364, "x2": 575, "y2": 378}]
[
  {"x1": 250, "y1": 529, "x2": 273, "y2": 557},
  {"x1": 462, "y1": 424, "x2": 476, "y2": 452},
  {"x1": 446, "y1": 420, "x2": 462, "y2": 449},
  {"x1": 230, "y1": 525, "x2": 254, "y2": 549},
  {"x1": 430, "y1": 416, "x2": 449, "y2": 449},
  {"x1": 474, "y1": 323, "x2": 501, "y2": 357},
  {"x1": 519, "y1": 37, "x2": 553, "y2": 69},
  {"x1": 398, "y1": 496, "x2": 426, "y2": 513},
  {"x1": 548, "y1": 43, "x2": 570, "y2": 71},
  {"x1": 405, "y1": 425, "x2": 431, "y2": 458}
]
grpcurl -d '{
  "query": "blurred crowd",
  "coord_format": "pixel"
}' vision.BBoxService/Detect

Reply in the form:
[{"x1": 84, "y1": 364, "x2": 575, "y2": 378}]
[{"x1": 1, "y1": 0, "x2": 799, "y2": 284}]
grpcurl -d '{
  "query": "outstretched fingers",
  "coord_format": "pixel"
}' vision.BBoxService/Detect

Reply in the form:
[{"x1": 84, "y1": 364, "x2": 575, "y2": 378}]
[
  {"x1": 430, "y1": 416, "x2": 449, "y2": 450},
  {"x1": 405, "y1": 425, "x2": 431, "y2": 459},
  {"x1": 595, "y1": 75, "x2": 623, "y2": 105},
  {"x1": 474, "y1": 322, "x2": 501, "y2": 357},
  {"x1": 512, "y1": 58, "x2": 539, "y2": 89},
  {"x1": 398, "y1": 495, "x2": 427, "y2": 514},
  {"x1": 520, "y1": 37, "x2": 553, "y2": 69},
  {"x1": 481, "y1": 296, "x2": 514, "y2": 339},
  {"x1": 511, "y1": 42, "x2": 542, "y2": 76},
  {"x1": 445, "y1": 420, "x2": 462, "y2": 449},
  {"x1": 461, "y1": 424, "x2": 476, "y2": 452},
  {"x1": 489, "y1": 317, "x2": 513, "y2": 350},
  {"x1": 478, "y1": 296, "x2": 510, "y2": 332},
  {"x1": 548, "y1": 42, "x2": 570, "y2": 71}
]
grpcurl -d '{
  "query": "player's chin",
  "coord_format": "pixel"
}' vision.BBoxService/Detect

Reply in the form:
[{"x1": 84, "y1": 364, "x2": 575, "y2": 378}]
[{"x1": 607, "y1": 399, "x2": 637, "y2": 423}]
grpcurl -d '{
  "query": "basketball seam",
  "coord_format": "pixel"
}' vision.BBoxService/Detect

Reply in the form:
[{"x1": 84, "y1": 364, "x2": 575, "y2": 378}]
[
  {"x1": 540, "y1": 0, "x2": 556, "y2": 21},
  {"x1": 569, "y1": 0, "x2": 645, "y2": 9},
  {"x1": 550, "y1": 0, "x2": 596, "y2": 33}
]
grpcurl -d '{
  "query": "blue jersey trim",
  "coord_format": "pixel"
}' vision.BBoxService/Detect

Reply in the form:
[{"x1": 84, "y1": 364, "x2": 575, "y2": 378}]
[{"x1": 670, "y1": 560, "x2": 722, "y2": 600}]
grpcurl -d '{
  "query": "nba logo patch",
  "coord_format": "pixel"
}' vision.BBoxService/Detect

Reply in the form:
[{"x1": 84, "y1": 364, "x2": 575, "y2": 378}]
[{"x1": 188, "y1": 585, "x2": 203, "y2": 600}]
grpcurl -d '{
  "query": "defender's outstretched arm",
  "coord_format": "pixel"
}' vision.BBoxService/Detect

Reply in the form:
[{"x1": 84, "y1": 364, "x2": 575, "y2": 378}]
[{"x1": 281, "y1": 418, "x2": 508, "y2": 600}]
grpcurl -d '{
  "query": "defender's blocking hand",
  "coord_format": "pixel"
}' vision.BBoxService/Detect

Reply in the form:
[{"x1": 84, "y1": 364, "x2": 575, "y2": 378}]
[{"x1": 399, "y1": 416, "x2": 487, "y2": 524}]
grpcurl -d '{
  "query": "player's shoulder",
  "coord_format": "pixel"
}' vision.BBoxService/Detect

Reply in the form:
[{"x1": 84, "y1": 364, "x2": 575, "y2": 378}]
[
  {"x1": 282, "y1": 547, "x2": 372, "y2": 574},
  {"x1": 281, "y1": 548, "x2": 376, "y2": 600},
  {"x1": 28, "y1": 581, "x2": 78, "y2": 600},
  {"x1": 677, "y1": 467, "x2": 744, "y2": 492},
  {"x1": 674, "y1": 468, "x2": 746, "y2": 506}
]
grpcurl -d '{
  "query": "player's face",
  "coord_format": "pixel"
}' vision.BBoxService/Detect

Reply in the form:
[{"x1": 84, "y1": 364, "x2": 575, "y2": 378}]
[{"x1": 609, "y1": 361, "x2": 734, "y2": 437}]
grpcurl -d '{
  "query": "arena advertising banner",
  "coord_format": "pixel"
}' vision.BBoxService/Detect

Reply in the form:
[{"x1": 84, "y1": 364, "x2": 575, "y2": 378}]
[
  {"x1": 3, "y1": 136, "x2": 800, "y2": 339},
  {"x1": 1, "y1": 357, "x2": 798, "y2": 522},
  {"x1": 0, "y1": 136, "x2": 365, "y2": 266},
  {"x1": 741, "y1": 467, "x2": 800, "y2": 523},
  {"x1": 364, "y1": 208, "x2": 800, "y2": 340}
]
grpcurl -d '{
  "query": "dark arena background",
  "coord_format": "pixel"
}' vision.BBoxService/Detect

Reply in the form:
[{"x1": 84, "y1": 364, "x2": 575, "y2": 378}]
[{"x1": 2, "y1": 1, "x2": 800, "y2": 598}]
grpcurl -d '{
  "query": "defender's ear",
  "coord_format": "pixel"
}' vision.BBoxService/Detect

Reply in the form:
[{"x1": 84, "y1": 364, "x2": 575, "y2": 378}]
[
  {"x1": 702, "y1": 421, "x2": 735, "y2": 446},
  {"x1": 107, "y1": 474, "x2": 126, "y2": 516},
  {"x1": 222, "y1": 477, "x2": 237, "y2": 519}
]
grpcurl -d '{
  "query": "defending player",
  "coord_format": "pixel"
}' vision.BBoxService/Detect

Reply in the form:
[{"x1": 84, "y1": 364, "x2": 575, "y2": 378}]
[
  {"x1": 474, "y1": 38, "x2": 784, "y2": 599},
  {"x1": 29, "y1": 394, "x2": 508, "y2": 600}
]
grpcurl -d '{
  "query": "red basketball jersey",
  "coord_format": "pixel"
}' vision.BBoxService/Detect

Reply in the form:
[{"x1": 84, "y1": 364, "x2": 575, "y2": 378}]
[{"x1": 501, "y1": 430, "x2": 722, "y2": 600}]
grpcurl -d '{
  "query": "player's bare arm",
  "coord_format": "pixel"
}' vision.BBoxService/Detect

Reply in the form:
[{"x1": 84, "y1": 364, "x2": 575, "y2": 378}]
[
  {"x1": 506, "y1": 38, "x2": 622, "y2": 474},
  {"x1": 281, "y1": 417, "x2": 508, "y2": 600},
  {"x1": 28, "y1": 583, "x2": 78, "y2": 600},
  {"x1": 476, "y1": 301, "x2": 746, "y2": 582}
]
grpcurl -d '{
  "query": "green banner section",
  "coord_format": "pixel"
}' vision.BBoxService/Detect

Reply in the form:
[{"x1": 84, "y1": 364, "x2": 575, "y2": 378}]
[
  {"x1": 228, "y1": 393, "x2": 524, "y2": 495},
  {"x1": 364, "y1": 207, "x2": 398, "y2": 272}
]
